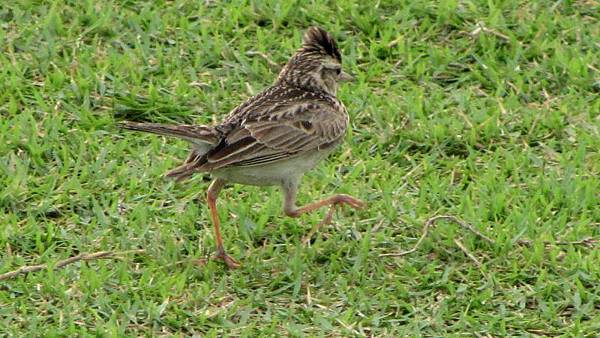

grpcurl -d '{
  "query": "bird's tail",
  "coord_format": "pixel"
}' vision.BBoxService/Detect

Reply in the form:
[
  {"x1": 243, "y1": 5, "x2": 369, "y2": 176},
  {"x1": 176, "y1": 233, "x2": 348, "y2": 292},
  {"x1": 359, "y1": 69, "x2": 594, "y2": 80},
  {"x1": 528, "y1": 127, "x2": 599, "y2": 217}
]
[
  {"x1": 119, "y1": 121, "x2": 220, "y2": 145},
  {"x1": 165, "y1": 149, "x2": 206, "y2": 181}
]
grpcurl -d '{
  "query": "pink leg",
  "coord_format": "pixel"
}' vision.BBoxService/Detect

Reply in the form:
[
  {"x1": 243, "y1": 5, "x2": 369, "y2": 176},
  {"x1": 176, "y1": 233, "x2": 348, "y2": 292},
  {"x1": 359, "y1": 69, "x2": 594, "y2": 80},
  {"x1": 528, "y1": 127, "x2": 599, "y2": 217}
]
[
  {"x1": 207, "y1": 179, "x2": 240, "y2": 268},
  {"x1": 282, "y1": 180, "x2": 365, "y2": 244}
]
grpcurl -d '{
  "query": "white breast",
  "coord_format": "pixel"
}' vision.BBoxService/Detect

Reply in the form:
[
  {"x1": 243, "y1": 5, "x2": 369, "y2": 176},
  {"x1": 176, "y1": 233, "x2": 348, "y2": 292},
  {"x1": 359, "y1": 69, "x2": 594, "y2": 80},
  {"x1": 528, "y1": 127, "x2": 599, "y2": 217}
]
[{"x1": 212, "y1": 148, "x2": 335, "y2": 187}]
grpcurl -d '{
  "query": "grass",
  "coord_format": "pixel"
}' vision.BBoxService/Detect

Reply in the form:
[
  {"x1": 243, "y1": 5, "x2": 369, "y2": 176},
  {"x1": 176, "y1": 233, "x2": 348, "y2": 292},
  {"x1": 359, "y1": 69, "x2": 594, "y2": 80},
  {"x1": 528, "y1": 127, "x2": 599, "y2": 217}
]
[{"x1": 1, "y1": 0, "x2": 599, "y2": 336}]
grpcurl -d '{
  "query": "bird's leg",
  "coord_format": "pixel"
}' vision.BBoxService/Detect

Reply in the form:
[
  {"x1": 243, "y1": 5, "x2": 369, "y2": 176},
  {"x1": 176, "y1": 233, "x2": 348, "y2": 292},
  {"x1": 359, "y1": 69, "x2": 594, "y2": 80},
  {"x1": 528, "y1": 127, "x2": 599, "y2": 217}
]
[
  {"x1": 207, "y1": 178, "x2": 240, "y2": 268},
  {"x1": 282, "y1": 179, "x2": 365, "y2": 244}
]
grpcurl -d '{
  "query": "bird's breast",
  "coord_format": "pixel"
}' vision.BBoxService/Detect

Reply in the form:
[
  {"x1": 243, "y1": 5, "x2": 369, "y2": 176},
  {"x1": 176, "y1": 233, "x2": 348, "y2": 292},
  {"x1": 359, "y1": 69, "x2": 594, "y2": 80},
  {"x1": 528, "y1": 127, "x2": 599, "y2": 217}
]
[{"x1": 211, "y1": 148, "x2": 336, "y2": 187}]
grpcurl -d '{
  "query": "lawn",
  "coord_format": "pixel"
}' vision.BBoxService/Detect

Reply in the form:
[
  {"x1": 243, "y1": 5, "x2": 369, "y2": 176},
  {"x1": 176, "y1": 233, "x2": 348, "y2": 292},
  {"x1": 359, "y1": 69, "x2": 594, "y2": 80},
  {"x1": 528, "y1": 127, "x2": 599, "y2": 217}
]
[{"x1": 1, "y1": 0, "x2": 599, "y2": 336}]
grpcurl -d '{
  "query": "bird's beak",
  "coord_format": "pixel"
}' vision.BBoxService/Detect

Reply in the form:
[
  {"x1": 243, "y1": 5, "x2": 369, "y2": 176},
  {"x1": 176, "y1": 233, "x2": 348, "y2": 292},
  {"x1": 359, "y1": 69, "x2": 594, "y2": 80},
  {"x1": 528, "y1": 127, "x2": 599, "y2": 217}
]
[{"x1": 338, "y1": 71, "x2": 354, "y2": 82}]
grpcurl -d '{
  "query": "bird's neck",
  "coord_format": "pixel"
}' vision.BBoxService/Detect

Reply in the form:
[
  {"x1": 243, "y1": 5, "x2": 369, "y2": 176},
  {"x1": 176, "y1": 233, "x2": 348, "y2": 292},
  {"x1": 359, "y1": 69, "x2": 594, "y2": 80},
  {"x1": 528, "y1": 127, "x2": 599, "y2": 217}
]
[{"x1": 277, "y1": 76, "x2": 337, "y2": 97}]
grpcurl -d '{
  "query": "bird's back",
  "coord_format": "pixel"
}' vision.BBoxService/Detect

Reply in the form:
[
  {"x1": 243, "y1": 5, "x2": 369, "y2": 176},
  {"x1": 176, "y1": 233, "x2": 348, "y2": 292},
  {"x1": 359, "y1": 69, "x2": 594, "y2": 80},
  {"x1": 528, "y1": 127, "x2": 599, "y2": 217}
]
[
  {"x1": 219, "y1": 84, "x2": 342, "y2": 130},
  {"x1": 165, "y1": 83, "x2": 348, "y2": 181}
]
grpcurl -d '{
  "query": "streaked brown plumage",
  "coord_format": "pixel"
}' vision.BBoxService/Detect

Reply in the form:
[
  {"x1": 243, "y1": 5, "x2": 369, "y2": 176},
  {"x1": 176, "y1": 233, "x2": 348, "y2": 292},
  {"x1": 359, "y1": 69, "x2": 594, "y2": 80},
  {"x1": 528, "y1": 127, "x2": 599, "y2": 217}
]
[{"x1": 121, "y1": 27, "x2": 364, "y2": 268}]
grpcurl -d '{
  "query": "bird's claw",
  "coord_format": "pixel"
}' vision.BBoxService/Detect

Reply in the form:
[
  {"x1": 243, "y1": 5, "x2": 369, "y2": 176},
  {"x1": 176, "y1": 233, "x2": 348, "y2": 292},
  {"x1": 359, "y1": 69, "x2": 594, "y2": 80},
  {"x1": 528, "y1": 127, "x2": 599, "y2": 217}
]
[
  {"x1": 335, "y1": 194, "x2": 366, "y2": 209},
  {"x1": 213, "y1": 250, "x2": 241, "y2": 269}
]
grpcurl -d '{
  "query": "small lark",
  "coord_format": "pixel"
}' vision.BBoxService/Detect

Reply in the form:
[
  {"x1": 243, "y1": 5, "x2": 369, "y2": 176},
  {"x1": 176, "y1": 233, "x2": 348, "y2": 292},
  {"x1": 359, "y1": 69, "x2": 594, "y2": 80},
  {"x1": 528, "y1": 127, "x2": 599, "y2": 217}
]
[{"x1": 121, "y1": 27, "x2": 365, "y2": 268}]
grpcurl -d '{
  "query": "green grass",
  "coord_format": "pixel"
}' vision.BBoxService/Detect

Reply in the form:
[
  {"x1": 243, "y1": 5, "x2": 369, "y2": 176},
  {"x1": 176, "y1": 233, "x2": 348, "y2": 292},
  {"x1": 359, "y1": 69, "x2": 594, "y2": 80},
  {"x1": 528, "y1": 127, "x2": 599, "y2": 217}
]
[{"x1": 1, "y1": 0, "x2": 599, "y2": 336}]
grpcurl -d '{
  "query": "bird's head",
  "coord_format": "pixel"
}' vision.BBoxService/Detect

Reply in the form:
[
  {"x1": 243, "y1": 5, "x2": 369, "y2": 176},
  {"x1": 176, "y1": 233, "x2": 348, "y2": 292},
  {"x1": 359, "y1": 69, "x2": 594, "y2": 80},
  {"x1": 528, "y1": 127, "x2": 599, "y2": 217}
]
[{"x1": 277, "y1": 27, "x2": 352, "y2": 96}]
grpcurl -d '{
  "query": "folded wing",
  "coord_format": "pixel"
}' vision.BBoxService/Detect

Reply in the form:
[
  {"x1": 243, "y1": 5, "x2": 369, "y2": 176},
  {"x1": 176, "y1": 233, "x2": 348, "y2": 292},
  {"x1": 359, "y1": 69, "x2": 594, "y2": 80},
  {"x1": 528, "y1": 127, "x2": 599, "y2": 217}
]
[{"x1": 202, "y1": 102, "x2": 348, "y2": 169}]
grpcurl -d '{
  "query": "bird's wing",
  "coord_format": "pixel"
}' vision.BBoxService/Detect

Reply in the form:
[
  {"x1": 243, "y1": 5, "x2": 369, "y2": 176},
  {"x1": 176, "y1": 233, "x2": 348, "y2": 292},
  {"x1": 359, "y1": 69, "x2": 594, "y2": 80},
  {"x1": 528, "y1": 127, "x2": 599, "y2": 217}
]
[{"x1": 203, "y1": 102, "x2": 348, "y2": 169}]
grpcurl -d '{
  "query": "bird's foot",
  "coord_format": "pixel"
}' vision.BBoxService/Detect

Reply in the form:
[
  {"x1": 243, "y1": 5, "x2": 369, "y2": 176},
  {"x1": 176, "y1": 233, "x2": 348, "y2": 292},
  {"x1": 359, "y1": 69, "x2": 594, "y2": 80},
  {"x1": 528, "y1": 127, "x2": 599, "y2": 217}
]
[
  {"x1": 302, "y1": 195, "x2": 366, "y2": 245},
  {"x1": 213, "y1": 249, "x2": 241, "y2": 269},
  {"x1": 334, "y1": 194, "x2": 366, "y2": 209}
]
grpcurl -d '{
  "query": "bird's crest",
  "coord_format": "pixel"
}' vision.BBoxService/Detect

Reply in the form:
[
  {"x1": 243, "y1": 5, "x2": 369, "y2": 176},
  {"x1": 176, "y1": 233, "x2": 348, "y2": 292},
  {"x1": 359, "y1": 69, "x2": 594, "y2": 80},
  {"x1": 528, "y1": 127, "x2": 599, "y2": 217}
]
[{"x1": 301, "y1": 27, "x2": 341, "y2": 62}]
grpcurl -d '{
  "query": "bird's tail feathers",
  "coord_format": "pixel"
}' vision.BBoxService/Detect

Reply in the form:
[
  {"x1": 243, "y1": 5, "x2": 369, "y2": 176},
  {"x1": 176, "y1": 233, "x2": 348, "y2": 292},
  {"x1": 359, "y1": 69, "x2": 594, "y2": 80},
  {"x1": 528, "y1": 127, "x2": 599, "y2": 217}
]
[
  {"x1": 119, "y1": 121, "x2": 220, "y2": 145},
  {"x1": 165, "y1": 149, "x2": 206, "y2": 181}
]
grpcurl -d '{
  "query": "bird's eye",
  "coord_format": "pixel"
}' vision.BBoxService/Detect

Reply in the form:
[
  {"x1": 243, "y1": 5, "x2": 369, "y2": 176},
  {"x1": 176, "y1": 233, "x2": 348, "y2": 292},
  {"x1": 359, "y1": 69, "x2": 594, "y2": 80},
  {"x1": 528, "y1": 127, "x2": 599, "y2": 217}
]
[{"x1": 335, "y1": 68, "x2": 341, "y2": 75}]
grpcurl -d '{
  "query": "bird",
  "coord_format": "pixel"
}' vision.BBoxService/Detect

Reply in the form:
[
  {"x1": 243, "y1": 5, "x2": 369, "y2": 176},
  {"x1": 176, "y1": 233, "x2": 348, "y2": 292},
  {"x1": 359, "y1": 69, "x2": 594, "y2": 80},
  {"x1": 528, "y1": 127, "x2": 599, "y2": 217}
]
[{"x1": 120, "y1": 27, "x2": 365, "y2": 268}]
